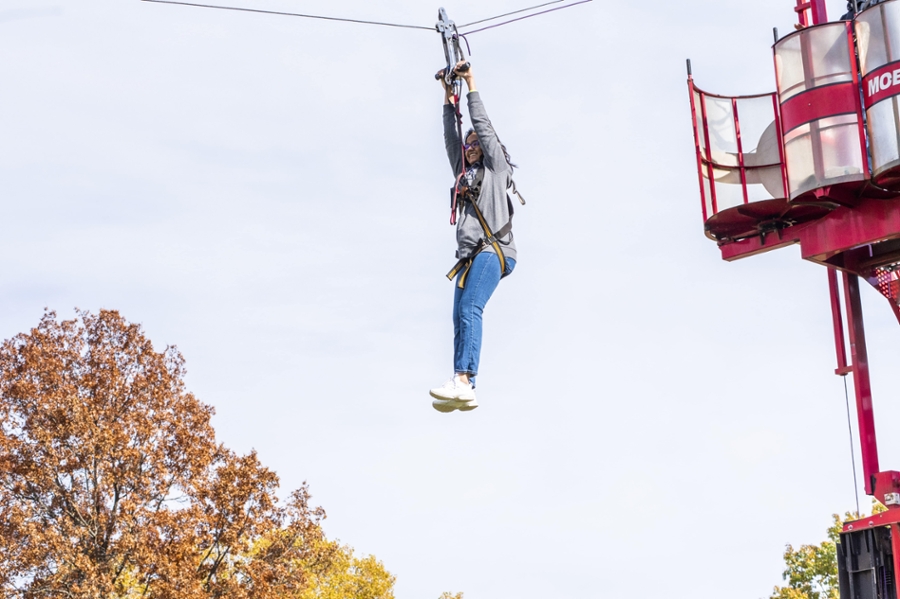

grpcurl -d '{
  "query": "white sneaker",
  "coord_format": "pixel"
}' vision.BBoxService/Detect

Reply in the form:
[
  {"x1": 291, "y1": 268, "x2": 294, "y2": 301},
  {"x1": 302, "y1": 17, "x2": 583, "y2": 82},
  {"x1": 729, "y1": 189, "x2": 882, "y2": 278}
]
[
  {"x1": 429, "y1": 376, "x2": 476, "y2": 402},
  {"x1": 429, "y1": 376, "x2": 477, "y2": 413}
]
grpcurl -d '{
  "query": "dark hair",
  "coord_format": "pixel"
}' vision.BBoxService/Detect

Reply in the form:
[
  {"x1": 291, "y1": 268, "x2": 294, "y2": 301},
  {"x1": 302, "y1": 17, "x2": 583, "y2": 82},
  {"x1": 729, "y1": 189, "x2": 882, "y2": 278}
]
[{"x1": 465, "y1": 128, "x2": 517, "y2": 171}]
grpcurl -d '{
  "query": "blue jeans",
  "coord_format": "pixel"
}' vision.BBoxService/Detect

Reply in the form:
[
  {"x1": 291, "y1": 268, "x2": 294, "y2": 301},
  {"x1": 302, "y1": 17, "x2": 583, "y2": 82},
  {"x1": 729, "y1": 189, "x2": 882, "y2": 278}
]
[{"x1": 453, "y1": 252, "x2": 515, "y2": 386}]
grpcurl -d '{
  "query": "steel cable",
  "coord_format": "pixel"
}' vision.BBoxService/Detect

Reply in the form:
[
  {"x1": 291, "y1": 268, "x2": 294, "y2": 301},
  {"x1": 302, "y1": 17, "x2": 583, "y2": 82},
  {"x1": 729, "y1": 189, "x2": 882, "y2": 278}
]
[
  {"x1": 844, "y1": 375, "x2": 861, "y2": 516},
  {"x1": 142, "y1": 0, "x2": 593, "y2": 35},
  {"x1": 141, "y1": 0, "x2": 434, "y2": 30},
  {"x1": 460, "y1": 0, "x2": 593, "y2": 35},
  {"x1": 457, "y1": 0, "x2": 566, "y2": 28}
]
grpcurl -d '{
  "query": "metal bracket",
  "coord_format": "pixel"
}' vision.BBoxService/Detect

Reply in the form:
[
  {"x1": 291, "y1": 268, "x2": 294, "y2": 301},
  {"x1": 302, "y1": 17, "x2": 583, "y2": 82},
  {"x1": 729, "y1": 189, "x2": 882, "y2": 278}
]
[{"x1": 435, "y1": 8, "x2": 469, "y2": 89}]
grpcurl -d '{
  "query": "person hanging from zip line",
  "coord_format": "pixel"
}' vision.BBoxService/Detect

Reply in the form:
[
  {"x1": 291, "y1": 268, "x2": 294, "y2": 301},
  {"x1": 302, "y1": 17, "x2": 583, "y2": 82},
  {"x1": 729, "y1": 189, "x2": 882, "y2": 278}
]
[{"x1": 429, "y1": 59, "x2": 521, "y2": 413}]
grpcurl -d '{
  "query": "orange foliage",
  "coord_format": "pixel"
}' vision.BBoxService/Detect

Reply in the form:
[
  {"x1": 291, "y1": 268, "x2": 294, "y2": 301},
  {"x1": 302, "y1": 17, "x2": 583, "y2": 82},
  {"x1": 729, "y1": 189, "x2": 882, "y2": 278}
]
[{"x1": 0, "y1": 310, "x2": 330, "y2": 598}]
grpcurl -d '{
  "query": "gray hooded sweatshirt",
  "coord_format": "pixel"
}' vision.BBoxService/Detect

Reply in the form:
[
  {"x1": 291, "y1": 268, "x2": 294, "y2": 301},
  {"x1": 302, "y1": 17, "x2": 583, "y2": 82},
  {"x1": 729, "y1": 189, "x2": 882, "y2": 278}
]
[{"x1": 443, "y1": 91, "x2": 517, "y2": 263}]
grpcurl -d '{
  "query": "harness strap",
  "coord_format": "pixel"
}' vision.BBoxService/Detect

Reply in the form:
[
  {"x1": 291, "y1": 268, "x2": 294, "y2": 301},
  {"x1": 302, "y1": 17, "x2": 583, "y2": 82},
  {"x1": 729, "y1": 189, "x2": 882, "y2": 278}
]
[
  {"x1": 469, "y1": 197, "x2": 507, "y2": 275},
  {"x1": 450, "y1": 91, "x2": 465, "y2": 225},
  {"x1": 446, "y1": 171, "x2": 522, "y2": 289},
  {"x1": 445, "y1": 241, "x2": 484, "y2": 288},
  {"x1": 445, "y1": 197, "x2": 509, "y2": 289},
  {"x1": 509, "y1": 178, "x2": 526, "y2": 205}
]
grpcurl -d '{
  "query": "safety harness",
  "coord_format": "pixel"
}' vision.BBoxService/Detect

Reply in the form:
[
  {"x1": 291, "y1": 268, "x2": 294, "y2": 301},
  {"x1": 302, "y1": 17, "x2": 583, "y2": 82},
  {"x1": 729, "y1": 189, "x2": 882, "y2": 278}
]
[{"x1": 445, "y1": 168, "x2": 526, "y2": 289}]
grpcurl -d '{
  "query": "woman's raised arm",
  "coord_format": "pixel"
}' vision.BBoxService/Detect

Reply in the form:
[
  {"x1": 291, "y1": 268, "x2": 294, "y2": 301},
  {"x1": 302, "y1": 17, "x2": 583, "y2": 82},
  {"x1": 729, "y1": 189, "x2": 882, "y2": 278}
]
[{"x1": 458, "y1": 64, "x2": 508, "y2": 174}]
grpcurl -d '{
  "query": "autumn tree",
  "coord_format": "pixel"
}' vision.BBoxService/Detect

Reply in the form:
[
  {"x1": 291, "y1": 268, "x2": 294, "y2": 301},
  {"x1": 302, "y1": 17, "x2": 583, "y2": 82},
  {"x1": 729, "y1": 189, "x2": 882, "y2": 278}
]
[
  {"x1": 0, "y1": 309, "x2": 386, "y2": 598},
  {"x1": 769, "y1": 503, "x2": 886, "y2": 599}
]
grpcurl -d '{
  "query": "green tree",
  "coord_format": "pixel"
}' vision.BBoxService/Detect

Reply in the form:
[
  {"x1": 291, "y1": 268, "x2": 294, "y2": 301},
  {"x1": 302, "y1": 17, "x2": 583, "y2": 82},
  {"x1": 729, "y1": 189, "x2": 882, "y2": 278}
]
[{"x1": 769, "y1": 503, "x2": 886, "y2": 599}]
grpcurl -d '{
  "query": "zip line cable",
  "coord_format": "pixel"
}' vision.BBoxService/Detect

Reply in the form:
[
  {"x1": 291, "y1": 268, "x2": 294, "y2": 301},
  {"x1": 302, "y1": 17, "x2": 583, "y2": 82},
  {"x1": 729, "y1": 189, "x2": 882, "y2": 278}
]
[
  {"x1": 140, "y1": 0, "x2": 434, "y2": 30},
  {"x1": 141, "y1": 0, "x2": 593, "y2": 35},
  {"x1": 459, "y1": 0, "x2": 593, "y2": 35},
  {"x1": 843, "y1": 375, "x2": 861, "y2": 516},
  {"x1": 457, "y1": 0, "x2": 566, "y2": 28}
]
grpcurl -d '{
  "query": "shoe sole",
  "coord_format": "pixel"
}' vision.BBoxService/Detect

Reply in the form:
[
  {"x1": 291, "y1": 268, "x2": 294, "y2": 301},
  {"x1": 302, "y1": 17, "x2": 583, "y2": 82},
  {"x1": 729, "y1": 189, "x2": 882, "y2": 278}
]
[
  {"x1": 432, "y1": 400, "x2": 458, "y2": 413},
  {"x1": 431, "y1": 399, "x2": 479, "y2": 413}
]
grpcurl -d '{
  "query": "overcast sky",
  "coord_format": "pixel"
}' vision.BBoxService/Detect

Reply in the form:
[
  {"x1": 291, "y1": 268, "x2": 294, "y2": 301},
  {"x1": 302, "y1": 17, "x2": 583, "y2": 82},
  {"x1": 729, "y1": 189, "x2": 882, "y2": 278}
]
[{"x1": 2, "y1": 0, "x2": 899, "y2": 597}]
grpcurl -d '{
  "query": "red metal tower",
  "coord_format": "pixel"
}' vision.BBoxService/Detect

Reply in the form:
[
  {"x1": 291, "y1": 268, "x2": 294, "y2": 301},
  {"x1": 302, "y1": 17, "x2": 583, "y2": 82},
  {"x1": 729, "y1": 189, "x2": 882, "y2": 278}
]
[{"x1": 689, "y1": 1, "x2": 900, "y2": 597}]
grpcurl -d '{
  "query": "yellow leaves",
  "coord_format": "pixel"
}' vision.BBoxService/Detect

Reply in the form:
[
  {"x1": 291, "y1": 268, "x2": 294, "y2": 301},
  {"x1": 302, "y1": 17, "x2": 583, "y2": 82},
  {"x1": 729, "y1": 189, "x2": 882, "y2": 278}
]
[
  {"x1": 439, "y1": 593, "x2": 464, "y2": 599},
  {"x1": 770, "y1": 587, "x2": 815, "y2": 599},
  {"x1": 297, "y1": 540, "x2": 395, "y2": 599}
]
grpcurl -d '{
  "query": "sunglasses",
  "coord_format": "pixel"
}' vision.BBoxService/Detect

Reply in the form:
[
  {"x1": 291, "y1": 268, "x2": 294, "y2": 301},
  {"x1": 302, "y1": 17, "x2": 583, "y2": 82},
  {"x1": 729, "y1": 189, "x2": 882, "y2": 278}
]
[{"x1": 464, "y1": 139, "x2": 480, "y2": 150}]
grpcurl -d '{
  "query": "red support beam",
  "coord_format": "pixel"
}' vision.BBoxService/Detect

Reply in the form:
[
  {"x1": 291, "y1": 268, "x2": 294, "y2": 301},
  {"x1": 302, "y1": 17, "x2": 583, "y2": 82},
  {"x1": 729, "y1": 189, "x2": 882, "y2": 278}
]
[
  {"x1": 795, "y1": 0, "x2": 810, "y2": 27},
  {"x1": 829, "y1": 269, "x2": 850, "y2": 375},
  {"x1": 843, "y1": 272, "x2": 880, "y2": 494},
  {"x1": 719, "y1": 198, "x2": 900, "y2": 264},
  {"x1": 795, "y1": 0, "x2": 828, "y2": 26},
  {"x1": 810, "y1": 0, "x2": 827, "y2": 25}
]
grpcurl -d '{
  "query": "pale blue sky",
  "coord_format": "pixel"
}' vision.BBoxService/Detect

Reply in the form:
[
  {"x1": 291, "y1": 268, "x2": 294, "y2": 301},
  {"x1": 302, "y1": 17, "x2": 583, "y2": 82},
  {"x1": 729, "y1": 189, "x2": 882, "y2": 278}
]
[{"x1": 2, "y1": 0, "x2": 898, "y2": 597}]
